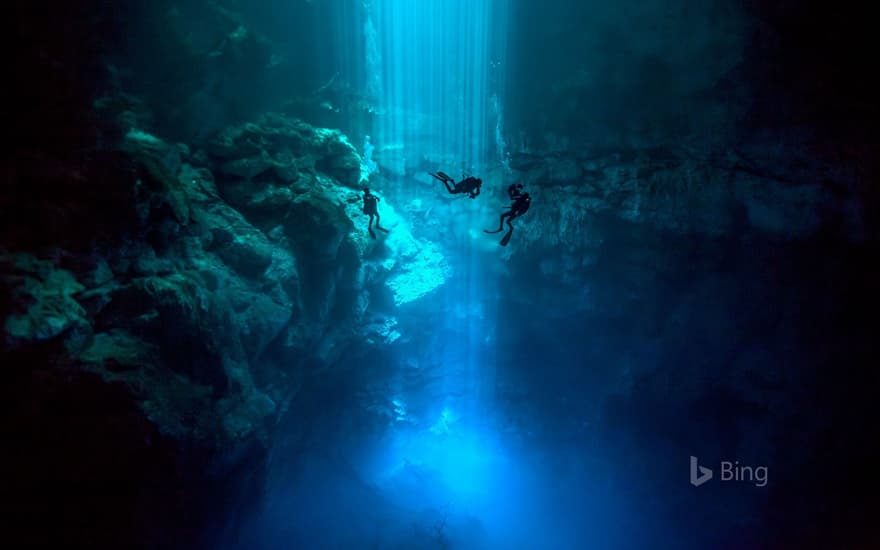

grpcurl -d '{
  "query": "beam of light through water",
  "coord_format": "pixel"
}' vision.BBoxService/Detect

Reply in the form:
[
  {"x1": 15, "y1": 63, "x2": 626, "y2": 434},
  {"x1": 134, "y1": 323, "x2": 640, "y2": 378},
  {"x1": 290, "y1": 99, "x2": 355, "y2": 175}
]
[
  {"x1": 254, "y1": 3, "x2": 549, "y2": 547},
  {"x1": 357, "y1": 0, "x2": 517, "y2": 533},
  {"x1": 358, "y1": 0, "x2": 510, "y2": 419},
  {"x1": 368, "y1": 0, "x2": 500, "y2": 174}
]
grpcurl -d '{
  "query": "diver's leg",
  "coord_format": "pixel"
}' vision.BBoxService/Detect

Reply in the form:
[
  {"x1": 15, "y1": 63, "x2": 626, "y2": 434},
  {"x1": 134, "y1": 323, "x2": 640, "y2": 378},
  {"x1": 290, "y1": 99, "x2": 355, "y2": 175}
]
[
  {"x1": 506, "y1": 213, "x2": 517, "y2": 230},
  {"x1": 501, "y1": 211, "x2": 515, "y2": 230},
  {"x1": 500, "y1": 213, "x2": 519, "y2": 246},
  {"x1": 485, "y1": 211, "x2": 511, "y2": 234},
  {"x1": 484, "y1": 213, "x2": 505, "y2": 233},
  {"x1": 368, "y1": 214, "x2": 377, "y2": 238},
  {"x1": 500, "y1": 227, "x2": 514, "y2": 246},
  {"x1": 442, "y1": 181, "x2": 456, "y2": 194},
  {"x1": 375, "y1": 212, "x2": 389, "y2": 232}
]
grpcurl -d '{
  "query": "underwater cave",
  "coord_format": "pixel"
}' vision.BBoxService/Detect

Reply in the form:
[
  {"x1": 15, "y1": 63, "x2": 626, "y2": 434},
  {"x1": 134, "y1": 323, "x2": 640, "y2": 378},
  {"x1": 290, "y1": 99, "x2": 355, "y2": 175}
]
[{"x1": 5, "y1": 0, "x2": 879, "y2": 548}]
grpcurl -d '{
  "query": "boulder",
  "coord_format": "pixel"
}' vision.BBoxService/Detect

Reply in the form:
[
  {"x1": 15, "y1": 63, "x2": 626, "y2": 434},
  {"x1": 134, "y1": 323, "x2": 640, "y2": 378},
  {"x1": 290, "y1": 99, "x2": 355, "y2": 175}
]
[{"x1": 2, "y1": 254, "x2": 88, "y2": 348}]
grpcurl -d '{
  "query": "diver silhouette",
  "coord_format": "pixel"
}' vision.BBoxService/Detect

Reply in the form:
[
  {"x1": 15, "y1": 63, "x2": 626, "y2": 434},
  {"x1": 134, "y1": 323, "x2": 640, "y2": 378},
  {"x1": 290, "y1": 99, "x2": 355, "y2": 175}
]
[
  {"x1": 507, "y1": 183, "x2": 524, "y2": 201},
  {"x1": 362, "y1": 188, "x2": 390, "y2": 239},
  {"x1": 429, "y1": 171, "x2": 482, "y2": 199},
  {"x1": 485, "y1": 183, "x2": 531, "y2": 246}
]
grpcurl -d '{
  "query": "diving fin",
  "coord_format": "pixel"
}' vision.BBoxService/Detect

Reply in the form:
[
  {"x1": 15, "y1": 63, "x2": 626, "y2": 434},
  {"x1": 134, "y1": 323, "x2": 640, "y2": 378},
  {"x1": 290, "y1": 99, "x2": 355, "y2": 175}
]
[
  {"x1": 499, "y1": 229, "x2": 513, "y2": 247},
  {"x1": 369, "y1": 229, "x2": 377, "y2": 239},
  {"x1": 429, "y1": 171, "x2": 452, "y2": 184},
  {"x1": 484, "y1": 228, "x2": 502, "y2": 234},
  {"x1": 377, "y1": 227, "x2": 390, "y2": 233}
]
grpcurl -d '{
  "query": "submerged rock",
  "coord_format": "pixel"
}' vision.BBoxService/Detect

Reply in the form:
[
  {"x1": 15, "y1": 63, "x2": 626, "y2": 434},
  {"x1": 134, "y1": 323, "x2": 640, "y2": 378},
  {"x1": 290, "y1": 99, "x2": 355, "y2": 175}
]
[
  {"x1": 208, "y1": 113, "x2": 363, "y2": 187},
  {"x1": 2, "y1": 254, "x2": 88, "y2": 347},
  {"x1": 504, "y1": 147, "x2": 851, "y2": 257},
  {"x1": 3, "y1": 115, "x2": 449, "y2": 471}
]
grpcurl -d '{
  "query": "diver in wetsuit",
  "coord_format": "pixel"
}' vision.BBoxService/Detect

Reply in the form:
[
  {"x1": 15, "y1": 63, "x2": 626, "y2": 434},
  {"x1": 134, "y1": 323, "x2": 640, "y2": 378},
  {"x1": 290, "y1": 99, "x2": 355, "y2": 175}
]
[
  {"x1": 429, "y1": 171, "x2": 482, "y2": 199},
  {"x1": 362, "y1": 188, "x2": 390, "y2": 239},
  {"x1": 507, "y1": 183, "x2": 524, "y2": 201},
  {"x1": 485, "y1": 183, "x2": 531, "y2": 246}
]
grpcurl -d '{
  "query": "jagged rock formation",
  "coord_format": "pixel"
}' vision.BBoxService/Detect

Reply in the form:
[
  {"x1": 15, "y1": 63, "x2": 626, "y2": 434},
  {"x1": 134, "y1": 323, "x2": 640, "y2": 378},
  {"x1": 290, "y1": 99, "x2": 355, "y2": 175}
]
[
  {"x1": 508, "y1": 146, "x2": 866, "y2": 246},
  {"x1": 2, "y1": 113, "x2": 447, "y2": 548}
]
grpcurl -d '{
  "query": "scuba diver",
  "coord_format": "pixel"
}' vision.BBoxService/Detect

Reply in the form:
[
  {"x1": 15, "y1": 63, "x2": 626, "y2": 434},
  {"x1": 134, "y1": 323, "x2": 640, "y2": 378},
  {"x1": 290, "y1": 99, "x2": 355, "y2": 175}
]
[
  {"x1": 362, "y1": 188, "x2": 390, "y2": 239},
  {"x1": 484, "y1": 183, "x2": 531, "y2": 246},
  {"x1": 429, "y1": 171, "x2": 482, "y2": 199},
  {"x1": 507, "y1": 183, "x2": 524, "y2": 201}
]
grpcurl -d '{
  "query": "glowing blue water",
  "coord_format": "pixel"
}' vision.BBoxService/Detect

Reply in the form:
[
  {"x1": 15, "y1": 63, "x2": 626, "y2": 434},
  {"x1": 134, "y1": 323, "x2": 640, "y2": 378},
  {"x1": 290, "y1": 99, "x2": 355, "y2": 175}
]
[
  {"x1": 362, "y1": 0, "x2": 511, "y2": 521},
  {"x1": 367, "y1": 0, "x2": 506, "y2": 175}
]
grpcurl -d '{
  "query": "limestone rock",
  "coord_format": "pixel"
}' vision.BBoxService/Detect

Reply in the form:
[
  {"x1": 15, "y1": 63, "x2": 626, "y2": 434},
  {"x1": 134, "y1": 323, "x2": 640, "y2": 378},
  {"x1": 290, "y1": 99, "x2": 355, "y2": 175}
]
[
  {"x1": 507, "y1": 147, "x2": 851, "y2": 252},
  {"x1": 2, "y1": 253, "x2": 88, "y2": 347},
  {"x1": 209, "y1": 114, "x2": 364, "y2": 188},
  {"x1": 218, "y1": 153, "x2": 276, "y2": 179}
]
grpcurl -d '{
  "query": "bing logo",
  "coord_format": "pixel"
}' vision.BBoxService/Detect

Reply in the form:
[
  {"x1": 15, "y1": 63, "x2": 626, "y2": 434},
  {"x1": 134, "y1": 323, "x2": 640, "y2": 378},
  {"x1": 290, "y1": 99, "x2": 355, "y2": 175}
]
[{"x1": 690, "y1": 456, "x2": 768, "y2": 487}]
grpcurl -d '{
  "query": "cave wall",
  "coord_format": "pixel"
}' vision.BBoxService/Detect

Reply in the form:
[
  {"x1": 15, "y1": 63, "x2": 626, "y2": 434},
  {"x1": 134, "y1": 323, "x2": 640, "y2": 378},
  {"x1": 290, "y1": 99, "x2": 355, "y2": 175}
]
[
  {"x1": 5, "y1": 23, "x2": 447, "y2": 540},
  {"x1": 505, "y1": 0, "x2": 880, "y2": 155}
]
